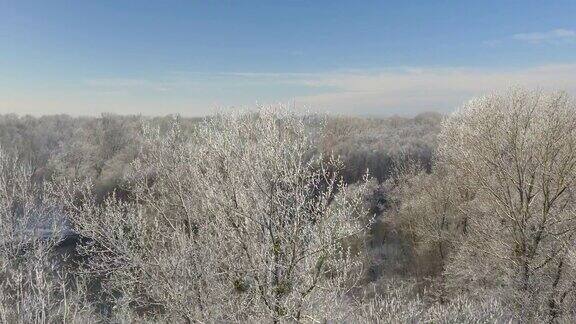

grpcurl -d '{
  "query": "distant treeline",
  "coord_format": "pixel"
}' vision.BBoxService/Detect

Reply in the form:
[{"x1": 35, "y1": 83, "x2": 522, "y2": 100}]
[{"x1": 0, "y1": 111, "x2": 441, "y2": 191}]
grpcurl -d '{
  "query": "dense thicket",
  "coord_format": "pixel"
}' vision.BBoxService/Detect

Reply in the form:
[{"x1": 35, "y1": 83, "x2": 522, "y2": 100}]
[
  {"x1": 321, "y1": 112, "x2": 441, "y2": 183},
  {"x1": 1, "y1": 89, "x2": 575, "y2": 322},
  {"x1": 0, "y1": 112, "x2": 438, "y2": 187}
]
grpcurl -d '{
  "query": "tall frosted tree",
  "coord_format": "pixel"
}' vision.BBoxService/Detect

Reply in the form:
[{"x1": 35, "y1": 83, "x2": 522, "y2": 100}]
[
  {"x1": 65, "y1": 109, "x2": 371, "y2": 322},
  {"x1": 435, "y1": 89, "x2": 576, "y2": 320}
]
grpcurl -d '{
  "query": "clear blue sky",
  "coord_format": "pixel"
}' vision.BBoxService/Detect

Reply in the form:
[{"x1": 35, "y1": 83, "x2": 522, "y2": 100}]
[{"x1": 1, "y1": 0, "x2": 575, "y2": 116}]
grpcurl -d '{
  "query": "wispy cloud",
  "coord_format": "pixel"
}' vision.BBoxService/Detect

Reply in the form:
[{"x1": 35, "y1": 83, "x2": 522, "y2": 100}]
[
  {"x1": 4, "y1": 64, "x2": 576, "y2": 116},
  {"x1": 512, "y1": 28, "x2": 576, "y2": 44},
  {"x1": 84, "y1": 78, "x2": 171, "y2": 93},
  {"x1": 82, "y1": 65, "x2": 576, "y2": 115},
  {"x1": 290, "y1": 64, "x2": 576, "y2": 115},
  {"x1": 483, "y1": 28, "x2": 576, "y2": 47},
  {"x1": 482, "y1": 39, "x2": 501, "y2": 47}
]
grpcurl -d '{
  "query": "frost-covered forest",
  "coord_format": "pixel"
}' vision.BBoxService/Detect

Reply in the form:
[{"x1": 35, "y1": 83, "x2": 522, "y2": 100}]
[{"x1": 2, "y1": 88, "x2": 576, "y2": 323}]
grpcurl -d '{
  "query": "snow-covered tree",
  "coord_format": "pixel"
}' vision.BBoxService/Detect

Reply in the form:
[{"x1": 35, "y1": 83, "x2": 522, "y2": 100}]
[
  {"x1": 65, "y1": 108, "x2": 372, "y2": 322},
  {"x1": 435, "y1": 88, "x2": 576, "y2": 320}
]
